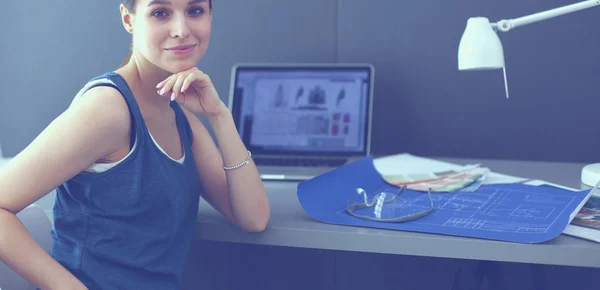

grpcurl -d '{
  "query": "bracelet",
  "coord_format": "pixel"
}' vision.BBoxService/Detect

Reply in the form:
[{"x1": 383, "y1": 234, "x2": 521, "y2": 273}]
[{"x1": 223, "y1": 150, "x2": 252, "y2": 171}]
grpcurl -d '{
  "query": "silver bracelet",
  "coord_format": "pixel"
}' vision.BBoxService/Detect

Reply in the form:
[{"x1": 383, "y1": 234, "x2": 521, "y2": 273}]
[{"x1": 223, "y1": 150, "x2": 252, "y2": 171}]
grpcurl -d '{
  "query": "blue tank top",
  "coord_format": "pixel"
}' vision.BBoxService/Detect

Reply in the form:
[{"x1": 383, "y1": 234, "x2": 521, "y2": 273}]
[{"x1": 49, "y1": 72, "x2": 202, "y2": 290}]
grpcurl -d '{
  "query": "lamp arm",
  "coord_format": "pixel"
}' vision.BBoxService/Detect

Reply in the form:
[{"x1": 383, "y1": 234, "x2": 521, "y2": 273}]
[{"x1": 494, "y1": 0, "x2": 600, "y2": 32}]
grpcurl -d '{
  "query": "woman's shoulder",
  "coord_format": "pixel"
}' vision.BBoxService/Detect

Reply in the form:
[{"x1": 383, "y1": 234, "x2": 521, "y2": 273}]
[
  {"x1": 71, "y1": 72, "x2": 121, "y2": 103},
  {"x1": 67, "y1": 74, "x2": 132, "y2": 135}
]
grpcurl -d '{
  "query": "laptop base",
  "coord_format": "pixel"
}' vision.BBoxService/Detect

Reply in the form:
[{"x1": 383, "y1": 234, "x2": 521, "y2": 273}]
[{"x1": 258, "y1": 165, "x2": 336, "y2": 181}]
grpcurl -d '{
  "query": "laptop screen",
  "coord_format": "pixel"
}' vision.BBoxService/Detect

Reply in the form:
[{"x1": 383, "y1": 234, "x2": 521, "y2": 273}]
[{"x1": 230, "y1": 64, "x2": 373, "y2": 157}]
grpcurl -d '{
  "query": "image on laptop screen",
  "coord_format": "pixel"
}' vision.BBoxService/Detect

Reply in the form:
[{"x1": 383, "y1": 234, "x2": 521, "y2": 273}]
[{"x1": 229, "y1": 64, "x2": 373, "y2": 157}]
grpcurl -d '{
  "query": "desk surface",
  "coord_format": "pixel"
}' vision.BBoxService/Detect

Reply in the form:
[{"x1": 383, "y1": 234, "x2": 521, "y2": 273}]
[
  {"x1": 3, "y1": 156, "x2": 600, "y2": 268},
  {"x1": 195, "y1": 156, "x2": 600, "y2": 268}
]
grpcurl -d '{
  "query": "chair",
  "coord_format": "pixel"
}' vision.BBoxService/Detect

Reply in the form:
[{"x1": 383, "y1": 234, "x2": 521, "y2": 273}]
[{"x1": 0, "y1": 204, "x2": 52, "y2": 290}]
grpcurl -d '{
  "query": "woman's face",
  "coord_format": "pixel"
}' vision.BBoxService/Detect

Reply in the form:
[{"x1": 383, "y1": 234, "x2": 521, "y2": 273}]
[{"x1": 125, "y1": 0, "x2": 212, "y2": 73}]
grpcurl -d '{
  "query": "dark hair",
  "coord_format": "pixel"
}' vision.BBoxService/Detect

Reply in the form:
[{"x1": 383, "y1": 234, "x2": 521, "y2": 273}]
[
  {"x1": 122, "y1": 0, "x2": 136, "y2": 13},
  {"x1": 120, "y1": 0, "x2": 213, "y2": 66},
  {"x1": 121, "y1": 0, "x2": 213, "y2": 13}
]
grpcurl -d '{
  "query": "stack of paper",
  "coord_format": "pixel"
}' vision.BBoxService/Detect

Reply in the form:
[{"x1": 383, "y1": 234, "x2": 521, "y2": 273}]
[
  {"x1": 373, "y1": 153, "x2": 526, "y2": 184},
  {"x1": 297, "y1": 155, "x2": 592, "y2": 243},
  {"x1": 372, "y1": 153, "x2": 599, "y2": 243},
  {"x1": 381, "y1": 165, "x2": 490, "y2": 192}
]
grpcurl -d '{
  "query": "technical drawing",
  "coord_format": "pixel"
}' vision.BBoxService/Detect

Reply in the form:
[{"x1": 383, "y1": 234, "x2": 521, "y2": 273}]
[{"x1": 370, "y1": 186, "x2": 580, "y2": 235}]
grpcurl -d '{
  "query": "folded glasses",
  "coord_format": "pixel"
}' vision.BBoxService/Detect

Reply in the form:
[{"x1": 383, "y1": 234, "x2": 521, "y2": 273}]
[{"x1": 346, "y1": 185, "x2": 434, "y2": 223}]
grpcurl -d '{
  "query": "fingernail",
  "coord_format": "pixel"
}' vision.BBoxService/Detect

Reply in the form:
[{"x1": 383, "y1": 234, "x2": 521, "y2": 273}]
[
  {"x1": 180, "y1": 86, "x2": 185, "y2": 93},
  {"x1": 170, "y1": 92, "x2": 175, "y2": 101},
  {"x1": 160, "y1": 88, "x2": 165, "y2": 95},
  {"x1": 156, "y1": 83, "x2": 162, "y2": 88}
]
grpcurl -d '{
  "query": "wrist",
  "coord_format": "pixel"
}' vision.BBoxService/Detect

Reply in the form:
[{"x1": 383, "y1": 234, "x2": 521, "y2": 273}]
[{"x1": 207, "y1": 107, "x2": 233, "y2": 127}]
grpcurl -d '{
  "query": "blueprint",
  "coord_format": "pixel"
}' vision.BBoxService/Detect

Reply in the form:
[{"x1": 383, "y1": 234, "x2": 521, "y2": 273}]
[
  {"x1": 363, "y1": 185, "x2": 579, "y2": 233},
  {"x1": 297, "y1": 156, "x2": 591, "y2": 243}
]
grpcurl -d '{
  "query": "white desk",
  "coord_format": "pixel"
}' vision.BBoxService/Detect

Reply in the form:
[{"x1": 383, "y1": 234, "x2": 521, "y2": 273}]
[
  {"x1": 2, "y1": 156, "x2": 599, "y2": 268},
  {"x1": 195, "y1": 156, "x2": 600, "y2": 268}
]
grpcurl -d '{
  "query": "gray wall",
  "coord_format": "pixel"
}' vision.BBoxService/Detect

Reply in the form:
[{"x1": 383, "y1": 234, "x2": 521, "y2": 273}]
[
  {"x1": 0, "y1": 1, "x2": 130, "y2": 158},
  {"x1": 337, "y1": 0, "x2": 600, "y2": 163},
  {"x1": 2, "y1": 1, "x2": 599, "y2": 163}
]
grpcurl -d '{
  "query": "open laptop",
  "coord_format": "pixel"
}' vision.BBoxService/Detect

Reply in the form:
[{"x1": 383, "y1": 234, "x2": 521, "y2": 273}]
[{"x1": 228, "y1": 63, "x2": 374, "y2": 181}]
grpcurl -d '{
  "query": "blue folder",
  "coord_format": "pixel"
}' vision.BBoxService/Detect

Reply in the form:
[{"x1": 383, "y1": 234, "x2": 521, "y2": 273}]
[{"x1": 297, "y1": 156, "x2": 591, "y2": 243}]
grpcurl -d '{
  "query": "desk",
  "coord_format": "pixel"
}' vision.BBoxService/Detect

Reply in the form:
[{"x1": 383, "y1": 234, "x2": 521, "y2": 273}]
[
  {"x1": 4, "y1": 156, "x2": 600, "y2": 268},
  {"x1": 2, "y1": 156, "x2": 599, "y2": 289},
  {"x1": 195, "y1": 156, "x2": 600, "y2": 269}
]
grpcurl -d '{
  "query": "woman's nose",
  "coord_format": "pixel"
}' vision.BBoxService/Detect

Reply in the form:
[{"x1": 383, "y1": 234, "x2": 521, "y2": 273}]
[{"x1": 170, "y1": 15, "x2": 191, "y2": 39}]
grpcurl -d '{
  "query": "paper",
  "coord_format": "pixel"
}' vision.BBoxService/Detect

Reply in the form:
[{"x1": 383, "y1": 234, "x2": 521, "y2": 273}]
[
  {"x1": 563, "y1": 191, "x2": 600, "y2": 243},
  {"x1": 382, "y1": 165, "x2": 489, "y2": 192},
  {"x1": 373, "y1": 153, "x2": 526, "y2": 184},
  {"x1": 373, "y1": 153, "x2": 599, "y2": 241},
  {"x1": 297, "y1": 156, "x2": 592, "y2": 243}
]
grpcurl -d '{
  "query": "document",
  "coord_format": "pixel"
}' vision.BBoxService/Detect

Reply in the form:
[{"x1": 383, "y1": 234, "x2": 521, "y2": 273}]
[
  {"x1": 372, "y1": 153, "x2": 599, "y2": 242},
  {"x1": 563, "y1": 193, "x2": 600, "y2": 243},
  {"x1": 372, "y1": 153, "x2": 525, "y2": 184}
]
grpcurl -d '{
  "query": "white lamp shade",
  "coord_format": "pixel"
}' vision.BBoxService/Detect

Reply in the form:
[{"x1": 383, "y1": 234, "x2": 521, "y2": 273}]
[{"x1": 458, "y1": 17, "x2": 505, "y2": 70}]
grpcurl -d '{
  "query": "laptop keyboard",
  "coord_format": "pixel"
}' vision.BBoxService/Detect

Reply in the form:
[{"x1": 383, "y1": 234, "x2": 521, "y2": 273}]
[{"x1": 253, "y1": 157, "x2": 347, "y2": 167}]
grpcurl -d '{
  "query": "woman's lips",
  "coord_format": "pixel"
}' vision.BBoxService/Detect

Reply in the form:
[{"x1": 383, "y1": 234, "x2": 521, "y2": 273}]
[{"x1": 166, "y1": 44, "x2": 196, "y2": 55}]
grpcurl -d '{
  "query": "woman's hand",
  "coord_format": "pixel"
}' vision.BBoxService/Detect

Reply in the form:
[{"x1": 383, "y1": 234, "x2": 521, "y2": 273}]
[{"x1": 156, "y1": 67, "x2": 229, "y2": 119}]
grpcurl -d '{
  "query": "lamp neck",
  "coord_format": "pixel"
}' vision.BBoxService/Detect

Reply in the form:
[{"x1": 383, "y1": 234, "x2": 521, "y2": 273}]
[{"x1": 493, "y1": 0, "x2": 600, "y2": 32}]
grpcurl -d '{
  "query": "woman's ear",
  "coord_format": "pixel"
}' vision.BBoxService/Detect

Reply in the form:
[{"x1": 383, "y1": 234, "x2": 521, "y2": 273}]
[{"x1": 120, "y1": 4, "x2": 134, "y2": 34}]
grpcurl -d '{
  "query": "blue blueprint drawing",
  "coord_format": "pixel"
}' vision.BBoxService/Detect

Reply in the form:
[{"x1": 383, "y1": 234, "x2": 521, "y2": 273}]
[{"x1": 297, "y1": 156, "x2": 592, "y2": 243}]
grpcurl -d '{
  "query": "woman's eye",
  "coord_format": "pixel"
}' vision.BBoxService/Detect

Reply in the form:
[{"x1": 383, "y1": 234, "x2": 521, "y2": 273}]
[
  {"x1": 188, "y1": 7, "x2": 205, "y2": 15},
  {"x1": 151, "y1": 9, "x2": 169, "y2": 18}
]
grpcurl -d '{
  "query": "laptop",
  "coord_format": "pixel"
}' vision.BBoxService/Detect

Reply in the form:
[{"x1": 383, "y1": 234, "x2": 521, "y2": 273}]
[{"x1": 228, "y1": 63, "x2": 374, "y2": 181}]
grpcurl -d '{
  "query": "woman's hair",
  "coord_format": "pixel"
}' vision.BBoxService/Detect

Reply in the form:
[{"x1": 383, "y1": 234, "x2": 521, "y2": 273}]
[
  {"x1": 120, "y1": 0, "x2": 213, "y2": 66},
  {"x1": 122, "y1": 0, "x2": 136, "y2": 12}
]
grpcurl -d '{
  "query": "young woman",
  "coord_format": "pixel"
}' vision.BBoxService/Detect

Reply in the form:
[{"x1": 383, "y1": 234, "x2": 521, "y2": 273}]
[{"x1": 0, "y1": 0, "x2": 270, "y2": 289}]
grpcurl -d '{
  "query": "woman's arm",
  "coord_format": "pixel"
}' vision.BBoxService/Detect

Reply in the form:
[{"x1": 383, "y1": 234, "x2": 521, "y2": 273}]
[
  {"x1": 0, "y1": 87, "x2": 131, "y2": 290},
  {"x1": 182, "y1": 108, "x2": 270, "y2": 232}
]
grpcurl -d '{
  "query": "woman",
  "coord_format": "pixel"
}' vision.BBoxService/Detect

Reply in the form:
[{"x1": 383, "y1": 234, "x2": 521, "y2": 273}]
[{"x1": 0, "y1": 0, "x2": 270, "y2": 289}]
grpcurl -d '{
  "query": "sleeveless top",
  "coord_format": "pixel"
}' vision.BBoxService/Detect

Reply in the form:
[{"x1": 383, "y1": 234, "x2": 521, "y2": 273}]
[{"x1": 49, "y1": 72, "x2": 202, "y2": 290}]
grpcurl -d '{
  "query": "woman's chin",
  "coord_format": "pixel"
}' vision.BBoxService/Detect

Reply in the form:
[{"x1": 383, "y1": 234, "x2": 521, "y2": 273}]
[{"x1": 163, "y1": 61, "x2": 198, "y2": 74}]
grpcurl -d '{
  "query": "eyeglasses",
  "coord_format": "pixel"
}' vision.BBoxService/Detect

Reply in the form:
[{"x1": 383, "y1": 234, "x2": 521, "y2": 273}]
[{"x1": 346, "y1": 185, "x2": 434, "y2": 222}]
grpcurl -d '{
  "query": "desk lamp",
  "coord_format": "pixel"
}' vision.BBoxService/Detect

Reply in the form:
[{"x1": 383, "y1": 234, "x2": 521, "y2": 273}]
[{"x1": 457, "y1": 0, "x2": 600, "y2": 187}]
